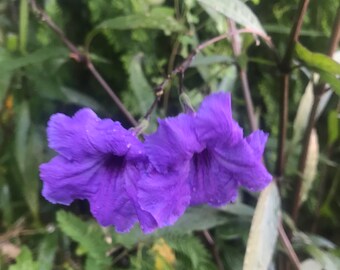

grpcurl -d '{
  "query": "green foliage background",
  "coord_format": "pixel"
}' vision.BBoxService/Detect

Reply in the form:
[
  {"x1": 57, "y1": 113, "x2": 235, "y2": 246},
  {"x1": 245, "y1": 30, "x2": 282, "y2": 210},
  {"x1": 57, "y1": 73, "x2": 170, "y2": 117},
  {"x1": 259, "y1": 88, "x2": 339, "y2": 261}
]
[{"x1": 0, "y1": 0, "x2": 339, "y2": 269}]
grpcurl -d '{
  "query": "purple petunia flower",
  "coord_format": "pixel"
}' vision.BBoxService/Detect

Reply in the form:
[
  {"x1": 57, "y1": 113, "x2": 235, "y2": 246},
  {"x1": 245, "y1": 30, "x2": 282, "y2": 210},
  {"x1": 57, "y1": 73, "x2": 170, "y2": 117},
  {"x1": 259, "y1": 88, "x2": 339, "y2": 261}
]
[
  {"x1": 39, "y1": 109, "x2": 157, "y2": 233},
  {"x1": 140, "y1": 92, "x2": 272, "y2": 226}
]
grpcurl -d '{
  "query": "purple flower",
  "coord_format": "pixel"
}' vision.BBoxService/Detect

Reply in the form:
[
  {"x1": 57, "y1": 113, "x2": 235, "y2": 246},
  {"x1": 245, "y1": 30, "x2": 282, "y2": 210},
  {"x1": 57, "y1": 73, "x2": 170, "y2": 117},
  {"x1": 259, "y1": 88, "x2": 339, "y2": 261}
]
[
  {"x1": 40, "y1": 109, "x2": 157, "y2": 233},
  {"x1": 140, "y1": 92, "x2": 272, "y2": 225}
]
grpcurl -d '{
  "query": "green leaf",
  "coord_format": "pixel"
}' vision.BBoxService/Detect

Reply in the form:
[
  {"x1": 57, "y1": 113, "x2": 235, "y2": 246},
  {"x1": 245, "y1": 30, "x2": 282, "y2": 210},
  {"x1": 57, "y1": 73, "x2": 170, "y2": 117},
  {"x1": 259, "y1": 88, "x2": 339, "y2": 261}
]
[
  {"x1": 166, "y1": 207, "x2": 229, "y2": 233},
  {"x1": 15, "y1": 101, "x2": 30, "y2": 174},
  {"x1": 243, "y1": 182, "x2": 281, "y2": 270},
  {"x1": 295, "y1": 43, "x2": 340, "y2": 75},
  {"x1": 128, "y1": 53, "x2": 154, "y2": 115},
  {"x1": 0, "y1": 47, "x2": 68, "y2": 73},
  {"x1": 198, "y1": 0, "x2": 266, "y2": 34},
  {"x1": 9, "y1": 246, "x2": 39, "y2": 270},
  {"x1": 164, "y1": 234, "x2": 212, "y2": 269},
  {"x1": 95, "y1": 8, "x2": 184, "y2": 32},
  {"x1": 19, "y1": 0, "x2": 29, "y2": 54},
  {"x1": 328, "y1": 110, "x2": 339, "y2": 145},
  {"x1": 318, "y1": 70, "x2": 340, "y2": 96},
  {"x1": 37, "y1": 234, "x2": 58, "y2": 270},
  {"x1": 56, "y1": 210, "x2": 111, "y2": 266},
  {"x1": 61, "y1": 87, "x2": 106, "y2": 113}
]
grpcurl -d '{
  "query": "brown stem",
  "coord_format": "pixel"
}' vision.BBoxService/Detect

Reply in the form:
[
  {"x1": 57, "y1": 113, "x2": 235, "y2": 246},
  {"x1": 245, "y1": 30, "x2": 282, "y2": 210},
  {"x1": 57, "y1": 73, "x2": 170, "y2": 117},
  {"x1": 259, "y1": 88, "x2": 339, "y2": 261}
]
[
  {"x1": 276, "y1": 0, "x2": 310, "y2": 179},
  {"x1": 29, "y1": 0, "x2": 138, "y2": 127},
  {"x1": 291, "y1": 6, "x2": 340, "y2": 222},
  {"x1": 278, "y1": 223, "x2": 301, "y2": 270},
  {"x1": 86, "y1": 62, "x2": 138, "y2": 126},
  {"x1": 276, "y1": 75, "x2": 289, "y2": 177},
  {"x1": 202, "y1": 230, "x2": 224, "y2": 270},
  {"x1": 228, "y1": 20, "x2": 257, "y2": 131}
]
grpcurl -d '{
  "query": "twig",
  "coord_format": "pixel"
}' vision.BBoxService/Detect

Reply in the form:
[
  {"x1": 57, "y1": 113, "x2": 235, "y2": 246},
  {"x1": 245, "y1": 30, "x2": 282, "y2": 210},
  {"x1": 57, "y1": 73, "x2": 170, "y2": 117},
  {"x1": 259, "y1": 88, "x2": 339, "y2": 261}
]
[
  {"x1": 291, "y1": 6, "x2": 340, "y2": 222},
  {"x1": 143, "y1": 33, "x2": 229, "y2": 119},
  {"x1": 278, "y1": 223, "x2": 301, "y2": 270},
  {"x1": 275, "y1": 0, "x2": 310, "y2": 178},
  {"x1": 228, "y1": 20, "x2": 257, "y2": 131},
  {"x1": 29, "y1": 0, "x2": 138, "y2": 127}
]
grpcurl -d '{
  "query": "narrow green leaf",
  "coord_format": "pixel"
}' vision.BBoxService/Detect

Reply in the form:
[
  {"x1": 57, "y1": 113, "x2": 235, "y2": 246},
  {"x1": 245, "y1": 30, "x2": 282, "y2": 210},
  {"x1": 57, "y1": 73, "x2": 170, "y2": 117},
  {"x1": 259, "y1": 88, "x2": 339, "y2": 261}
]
[
  {"x1": 95, "y1": 8, "x2": 184, "y2": 32},
  {"x1": 15, "y1": 101, "x2": 30, "y2": 174},
  {"x1": 167, "y1": 207, "x2": 229, "y2": 233},
  {"x1": 295, "y1": 43, "x2": 340, "y2": 75},
  {"x1": 56, "y1": 211, "x2": 111, "y2": 266},
  {"x1": 243, "y1": 182, "x2": 281, "y2": 270},
  {"x1": 19, "y1": 0, "x2": 29, "y2": 54},
  {"x1": 128, "y1": 53, "x2": 154, "y2": 115},
  {"x1": 328, "y1": 110, "x2": 339, "y2": 145},
  {"x1": 198, "y1": 0, "x2": 266, "y2": 35},
  {"x1": 0, "y1": 47, "x2": 68, "y2": 73}
]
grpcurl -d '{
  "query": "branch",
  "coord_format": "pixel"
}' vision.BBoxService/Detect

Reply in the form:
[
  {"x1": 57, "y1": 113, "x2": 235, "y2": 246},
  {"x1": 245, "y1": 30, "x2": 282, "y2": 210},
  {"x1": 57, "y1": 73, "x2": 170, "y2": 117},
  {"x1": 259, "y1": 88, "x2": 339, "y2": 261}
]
[
  {"x1": 276, "y1": 0, "x2": 310, "y2": 178},
  {"x1": 29, "y1": 0, "x2": 138, "y2": 127},
  {"x1": 291, "y1": 6, "x2": 340, "y2": 222}
]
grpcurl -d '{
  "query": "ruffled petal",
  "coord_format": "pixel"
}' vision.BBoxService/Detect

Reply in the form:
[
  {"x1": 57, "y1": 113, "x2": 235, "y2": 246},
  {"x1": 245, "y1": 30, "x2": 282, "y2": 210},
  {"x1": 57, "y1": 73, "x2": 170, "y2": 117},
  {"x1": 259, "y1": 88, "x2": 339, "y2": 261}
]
[
  {"x1": 138, "y1": 165, "x2": 191, "y2": 227},
  {"x1": 188, "y1": 149, "x2": 238, "y2": 206},
  {"x1": 47, "y1": 108, "x2": 142, "y2": 161},
  {"x1": 245, "y1": 130, "x2": 269, "y2": 160},
  {"x1": 145, "y1": 114, "x2": 202, "y2": 172},
  {"x1": 213, "y1": 139, "x2": 272, "y2": 191},
  {"x1": 40, "y1": 156, "x2": 102, "y2": 205},
  {"x1": 195, "y1": 92, "x2": 243, "y2": 146}
]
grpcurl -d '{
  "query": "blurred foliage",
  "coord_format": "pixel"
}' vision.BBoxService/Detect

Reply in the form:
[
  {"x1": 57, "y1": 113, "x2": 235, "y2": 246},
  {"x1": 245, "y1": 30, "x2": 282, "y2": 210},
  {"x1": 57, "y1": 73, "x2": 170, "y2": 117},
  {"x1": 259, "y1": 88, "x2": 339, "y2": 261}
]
[{"x1": 0, "y1": 0, "x2": 340, "y2": 269}]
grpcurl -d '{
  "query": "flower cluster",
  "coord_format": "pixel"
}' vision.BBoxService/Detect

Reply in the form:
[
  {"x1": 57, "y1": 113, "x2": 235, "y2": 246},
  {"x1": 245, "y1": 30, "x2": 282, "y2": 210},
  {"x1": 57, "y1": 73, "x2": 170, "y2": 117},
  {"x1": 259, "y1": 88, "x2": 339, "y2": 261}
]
[{"x1": 40, "y1": 92, "x2": 272, "y2": 233}]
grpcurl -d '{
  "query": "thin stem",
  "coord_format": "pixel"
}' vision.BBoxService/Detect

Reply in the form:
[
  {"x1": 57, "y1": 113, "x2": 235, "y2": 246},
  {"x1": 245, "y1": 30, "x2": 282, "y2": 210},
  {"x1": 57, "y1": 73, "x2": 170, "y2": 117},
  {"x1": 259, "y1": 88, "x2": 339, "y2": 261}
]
[
  {"x1": 278, "y1": 223, "x2": 301, "y2": 270},
  {"x1": 291, "y1": 6, "x2": 340, "y2": 222},
  {"x1": 275, "y1": 0, "x2": 310, "y2": 178},
  {"x1": 228, "y1": 20, "x2": 257, "y2": 131},
  {"x1": 143, "y1": 33, "x2": 229, "y2": 119},
  {"x1": 86, "y1": 62, "x2": 138, "y2": 126},
  {"x1": 202, "y1": 230, "x2": 224, "y2": 270},
  {"x1": 29, "y1": 0, "x2": 138, "y2": 127}
]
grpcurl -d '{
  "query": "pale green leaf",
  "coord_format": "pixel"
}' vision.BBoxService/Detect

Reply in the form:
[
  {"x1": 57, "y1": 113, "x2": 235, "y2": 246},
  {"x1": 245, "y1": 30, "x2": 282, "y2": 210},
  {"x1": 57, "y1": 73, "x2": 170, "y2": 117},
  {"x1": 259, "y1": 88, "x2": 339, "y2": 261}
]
[
  {"x1": 243, "y1": 182, "x2": 281, "y2": 270},
  {"x1": 301, "y1": 259, "x2": 323, "y2": 270},
  {"x1": 198, "y1": 0, "x2": 266, "y2": 34},
  {"x1": 301, "y1": 128, "x2": 319, "y2": 204}
]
